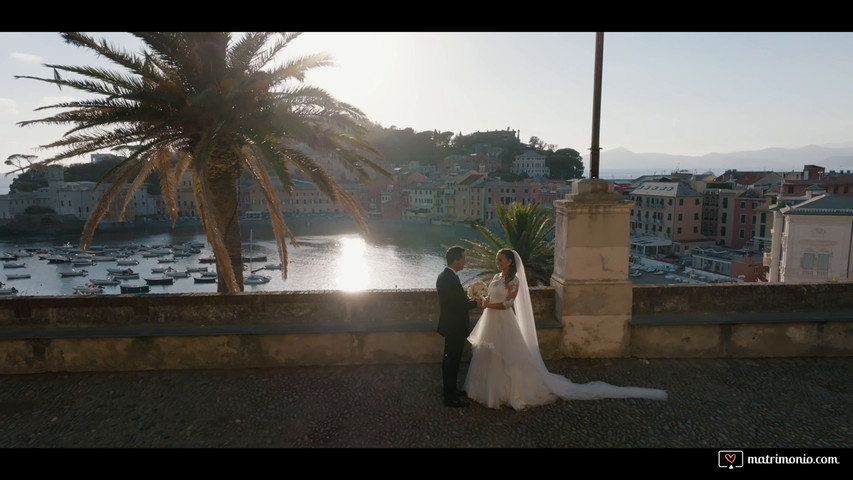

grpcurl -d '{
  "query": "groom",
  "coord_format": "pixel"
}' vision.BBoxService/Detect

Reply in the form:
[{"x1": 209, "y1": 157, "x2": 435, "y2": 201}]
[{"x1": 436, "y1": 245, "x2": 483, "y2": 408}]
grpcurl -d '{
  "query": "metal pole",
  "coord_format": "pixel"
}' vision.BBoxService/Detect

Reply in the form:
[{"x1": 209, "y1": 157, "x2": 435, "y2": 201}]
[{"x1": 590, "y1": 32, "x2": 604, "y2": 179}]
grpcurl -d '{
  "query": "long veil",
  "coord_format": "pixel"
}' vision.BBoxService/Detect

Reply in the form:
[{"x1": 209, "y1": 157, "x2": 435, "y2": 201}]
[{"x1": 511, "y1": 250, "x2": 668, "y2": 401}]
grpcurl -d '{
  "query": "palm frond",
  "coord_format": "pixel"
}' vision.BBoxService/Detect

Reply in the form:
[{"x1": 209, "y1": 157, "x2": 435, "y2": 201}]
[
  {"x1": 464, "y1": 201, "x2": 555, "y2": 286},
  {"x1": 15, "y1": 31, "x2": 389, "y2": 292}
]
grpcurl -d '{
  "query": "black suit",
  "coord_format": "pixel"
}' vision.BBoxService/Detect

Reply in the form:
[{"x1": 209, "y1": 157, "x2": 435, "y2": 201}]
[{"x1": 436, "y1": 267, "x2": 478, "y2": 401}]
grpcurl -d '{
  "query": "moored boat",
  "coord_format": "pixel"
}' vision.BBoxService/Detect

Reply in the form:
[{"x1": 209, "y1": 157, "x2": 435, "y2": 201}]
[
  {"x1": 107, "y1": 267, "x2": 136, "y2": 274},
  {"x1": 244, "y1": 273, "x2": 271, "y2": 285},
  {"x1": 73, "y1": 284, "x2": 105, "y2": 295},
  {"x1": 111, "y1": 272, "x2": 140, "y2": 280},
  {"x1": 243, "y1": 230, "x2": 270, "y2": 285},
  {"x1": 90, "y1": 277, "x2": 121, "y2": 286},
  {"x1": 6, "y1": 273, "x2": 31, "y2": 280},
  {"x1": 59, "y1": 269, "x2": 89, "y2": 277},
  {"x1": 193, "y1": 275, "x2": 216, "y2": 283},
  {"x1": 47, "y1": 255, "x2": 73, "y2": 264},
  {"x1": 144, "y1": 275, "x2": 174, "y2": 285},
  {"x1": 3, "y1": 261, "x2": 27, "y2": 269},
  {"x1": 120, "y1": 283, "x2": 150, "y2": 294}
]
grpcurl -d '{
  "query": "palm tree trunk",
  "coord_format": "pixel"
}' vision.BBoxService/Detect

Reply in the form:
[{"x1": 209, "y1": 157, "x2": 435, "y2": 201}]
[{"x1": 209, "y1": 173, "x2": 244, "y2": 292}]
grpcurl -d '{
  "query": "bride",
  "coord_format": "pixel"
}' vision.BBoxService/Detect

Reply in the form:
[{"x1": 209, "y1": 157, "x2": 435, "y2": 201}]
[{"x1": 464, "y1": 248, "x2": 668, "y2": 410}]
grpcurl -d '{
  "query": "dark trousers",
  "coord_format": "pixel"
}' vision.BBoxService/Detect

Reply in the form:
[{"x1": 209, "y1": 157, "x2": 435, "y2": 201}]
[{"x1": 441, "y1": 335, "x2": 466, "y2": 400}]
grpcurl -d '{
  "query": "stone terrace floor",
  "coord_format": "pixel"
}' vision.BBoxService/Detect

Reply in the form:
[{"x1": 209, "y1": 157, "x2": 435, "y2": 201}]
[{"x1": 0, "y1": 357, "x2": 851, "y2": 453}]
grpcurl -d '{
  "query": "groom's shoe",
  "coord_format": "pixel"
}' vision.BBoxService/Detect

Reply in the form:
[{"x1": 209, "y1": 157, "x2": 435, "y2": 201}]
[{"x1": 444, "y1": 397, "x2": 469, "y2": 408}]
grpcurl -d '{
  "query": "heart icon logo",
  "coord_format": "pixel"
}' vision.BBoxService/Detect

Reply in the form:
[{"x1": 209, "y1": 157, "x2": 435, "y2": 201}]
[{"x1": 725, "y1": 453, "x2": 737, "y2": 464}]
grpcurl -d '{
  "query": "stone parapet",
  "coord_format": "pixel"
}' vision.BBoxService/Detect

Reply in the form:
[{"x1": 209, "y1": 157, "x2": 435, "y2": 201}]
[{"x1": 0, "y1": 282, "x2": 850, "y2": 374}]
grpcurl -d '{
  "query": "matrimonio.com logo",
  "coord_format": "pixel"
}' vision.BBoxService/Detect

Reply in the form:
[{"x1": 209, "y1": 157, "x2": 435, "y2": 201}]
[{"x1": 719, "y1": 450, "x2": 744, "y2": 469}]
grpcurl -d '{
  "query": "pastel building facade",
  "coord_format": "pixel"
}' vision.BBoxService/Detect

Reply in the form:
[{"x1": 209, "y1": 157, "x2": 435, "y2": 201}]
[
  {"x1": 767, "y1": 193, "x2": 853, "y2": 283},
  {"x1": 628, "y1": 180, "x2": 710, "y2": 256}
]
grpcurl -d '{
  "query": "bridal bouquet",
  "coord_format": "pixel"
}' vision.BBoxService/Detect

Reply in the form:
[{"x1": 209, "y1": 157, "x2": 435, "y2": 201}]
[{"x1": 467, "y1": 280, "x2": 488, "y2": 299}]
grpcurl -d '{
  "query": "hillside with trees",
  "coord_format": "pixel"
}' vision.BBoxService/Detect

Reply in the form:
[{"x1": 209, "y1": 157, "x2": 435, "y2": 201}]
[{"x1": 8, "y1": 125, "x2": 585, "y2": 189}]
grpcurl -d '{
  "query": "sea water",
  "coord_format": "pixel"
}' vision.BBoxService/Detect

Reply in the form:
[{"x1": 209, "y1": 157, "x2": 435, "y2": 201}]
[{"x1": 0, "y1": 219, "x2": 488, "y2": 297}]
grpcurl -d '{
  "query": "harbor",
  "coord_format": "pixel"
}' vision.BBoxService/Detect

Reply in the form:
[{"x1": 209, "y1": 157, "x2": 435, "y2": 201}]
[
  {"x1": 0, "y1": 215, "x2": 702, "y2": 297},
  {"x1": 0, "y1": 219, "x2": 485, "y2": 296}
]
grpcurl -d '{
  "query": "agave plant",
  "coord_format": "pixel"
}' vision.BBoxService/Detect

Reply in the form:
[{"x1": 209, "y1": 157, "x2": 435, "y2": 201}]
[
  {"x1": 14, "y1": 32, "x2": 389, "y2": 292},
  {"x1": 464, "y1": 201, "x2": 555, "y2": 286}
]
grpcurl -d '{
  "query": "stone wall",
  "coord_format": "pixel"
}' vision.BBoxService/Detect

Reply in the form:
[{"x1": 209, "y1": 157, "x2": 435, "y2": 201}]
[
  {"x1": 0, "y1": 283, "x2": 850, "y2": 374},
  {"x1": 631, "y1": 283, "x2": 853, "y2": 358}
]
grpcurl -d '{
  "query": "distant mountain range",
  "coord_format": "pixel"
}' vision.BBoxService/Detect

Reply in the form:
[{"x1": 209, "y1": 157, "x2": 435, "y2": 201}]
[{"x1": 598, "y1": 143, "x2": 853, "y2": 177}]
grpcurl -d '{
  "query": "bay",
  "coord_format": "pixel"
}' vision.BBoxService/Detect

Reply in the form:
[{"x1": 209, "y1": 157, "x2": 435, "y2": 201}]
[{"x1": 0, "y1": 217, "x2": 487, "y2": 296}]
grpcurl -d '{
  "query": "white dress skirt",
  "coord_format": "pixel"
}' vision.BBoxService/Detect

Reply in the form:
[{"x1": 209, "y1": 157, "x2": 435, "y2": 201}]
[{"x1": 464, "y1": 273, "x2": 668, "y2": 410}]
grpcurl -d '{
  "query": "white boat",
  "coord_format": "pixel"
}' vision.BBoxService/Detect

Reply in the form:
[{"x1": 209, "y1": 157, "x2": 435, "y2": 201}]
[
  {"x1": 46, "y1": 255, "x2": 73, "y2": 264},
  {"x1": 244, "y1": 230, "x2": 271, "y2": 285},
  {"x1": 263, "y1": 263, "x2": 282, "y2": 270},
  {"x1": 107, "y1": 267, "x2": 136, "y2": 274},
  {"x1": 3, "y1": 261, "x2": 27, "y2": 269},
  {"x1": 6, "y1": 273, "x2": 31, "y2": 280},
  {"x1": 144, "y1": 275, "x2": 174, "y2": 286},
  {"x1": 71, "y1": 258, "x2": 94, "y2": 266},
  {"x1": 244, "y1": 274, "x2": 271, "y2": 285},
  {"x1": 59, "y1": 269, "x2": 89, "y2": 277},
  {"x1": 0, "y1": 286, "x2": 19, "y2": 296},
  {"x1": 90, "y1": 277, "x2": 121, "y2": 286},
  {"x1": 165, "y1": 270, "x2": 189, "y2": 278},
  {"x1": 115, "y1": 258, "x2": 139, "y2": 266},
  {"x1": 73, "y1": 284, "x2": 104, "y2": 295},
  {"x1": 186, "y1": 266, "x2": 208, "y2": 273}
]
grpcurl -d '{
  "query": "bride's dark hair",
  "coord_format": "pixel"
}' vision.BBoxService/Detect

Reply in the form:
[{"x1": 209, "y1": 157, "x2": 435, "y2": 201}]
[{"x1": 498, "y1": 248, "x2": 517, "y2": 286}]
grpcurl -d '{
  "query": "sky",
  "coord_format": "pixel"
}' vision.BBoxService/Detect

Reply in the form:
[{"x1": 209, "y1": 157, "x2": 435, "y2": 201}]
[{"x1": 1, "y1": 31, "x2": 852, "y2": 176}]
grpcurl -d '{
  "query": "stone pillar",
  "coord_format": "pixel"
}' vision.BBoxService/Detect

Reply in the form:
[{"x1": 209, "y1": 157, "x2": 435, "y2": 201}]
[{"x1": 551, "y1": 178, "x2": 633, "y2": 357}]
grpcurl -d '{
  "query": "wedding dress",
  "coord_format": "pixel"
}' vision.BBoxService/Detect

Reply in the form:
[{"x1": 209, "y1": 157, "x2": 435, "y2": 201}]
[{"x1": 464, "y1": 250, "x2": 668, "y2": 410}]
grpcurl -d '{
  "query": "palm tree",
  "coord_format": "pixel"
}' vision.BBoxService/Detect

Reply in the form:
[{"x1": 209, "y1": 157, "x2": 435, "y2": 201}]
[
  {"x1": 14, "y1": 32, "x2": 389, "y2": 292},
  {"x1": 464, "y1": 201, "x2": 555, "y2": 286}
]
